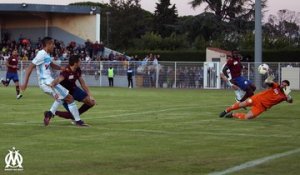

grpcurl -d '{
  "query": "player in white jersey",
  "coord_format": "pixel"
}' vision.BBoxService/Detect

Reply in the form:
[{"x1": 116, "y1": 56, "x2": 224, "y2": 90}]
[{"x1": 20, "y1": 37, "x2": 88, "y2": 127}]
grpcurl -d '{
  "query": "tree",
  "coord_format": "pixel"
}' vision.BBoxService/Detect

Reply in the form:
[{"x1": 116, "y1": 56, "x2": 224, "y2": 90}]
[
  {"x1": 153, "y1": 0, "x2": 178, "y2": 37},
  {"x1": 108, "y1": 0, "x2": 153, "y2": 49},
  {"x1": 264, "y1": 9, "x2": 300, "y2": 48},
  {"x1": 189, "y1": 0, "x2": 267, "y2": 22}
]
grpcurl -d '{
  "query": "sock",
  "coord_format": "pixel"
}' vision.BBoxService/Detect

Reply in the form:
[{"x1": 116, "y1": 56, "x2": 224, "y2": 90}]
[
  {"x1": 79, "y1": 104, "x2": 92, "y2": 115},
  {"x1": 235, "y1": 89, "x2": 245, "y2": 101},
  {"x1": 226, "y1": 102, "x2": 240, "y2": 112},
  {"x1": 55, "y1": 111, "x2": 73, "y2": 119},
  {"x1": 68, "y1": 102, "x2": 81, "y2": 121},
  {"x1": 16, "y1": 85, "x2": 20, "y2": 95},
  {"x1": 232, "y1": 113, "x2": 247, "y2": 120},
  {"x1": 50, "y1": 100, "x2": 62, "y2": 115}
]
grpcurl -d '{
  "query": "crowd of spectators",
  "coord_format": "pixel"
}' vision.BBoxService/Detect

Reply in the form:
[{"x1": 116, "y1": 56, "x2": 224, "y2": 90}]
[{"x1": 0, "y1": 37, "x2": 133, "y2": 62}]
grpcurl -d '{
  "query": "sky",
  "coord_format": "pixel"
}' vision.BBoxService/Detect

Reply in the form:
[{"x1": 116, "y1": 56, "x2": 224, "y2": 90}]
[{"x1": 1, "y1": 0, "x2": 300, "y2": 17}]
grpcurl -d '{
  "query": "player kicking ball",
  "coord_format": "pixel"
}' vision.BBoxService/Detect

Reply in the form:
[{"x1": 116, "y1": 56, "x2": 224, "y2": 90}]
[
  {"x1": 49, "y1": 55, "x2": 95, "y2": 122},
  {"x1": 223, "y1": 51, "x2": 256, "y2": 102},
  {"x1": 219, "y1": 74, "x2": 293, "y2": 120},
  {"x1": 21, "y1": 37, "x2": 87, "y2": 127},
  {"x1": 1, "y1": 50, "x2": 23, "y2": 99}
]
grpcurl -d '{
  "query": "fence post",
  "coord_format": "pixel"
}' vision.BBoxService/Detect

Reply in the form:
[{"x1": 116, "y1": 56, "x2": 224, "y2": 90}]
[
  {"x1": 247, "y1": 62, "x2": 250, "y2": 80},
  {"x1": 99, "y1": 61, "x2": 102, "y2": 87},
  {"x1": 20, "y1": 61, "x2": 23, "y2": 84},
  {"x1": 156, "y1": 63, "x2": 159, "y2": 88},
  {"x1": 278, "y1": 63, "x2": 281, "y2": 82},
  {"x1": 174, "y1": 62, "x2": 177, "y2": 88}
]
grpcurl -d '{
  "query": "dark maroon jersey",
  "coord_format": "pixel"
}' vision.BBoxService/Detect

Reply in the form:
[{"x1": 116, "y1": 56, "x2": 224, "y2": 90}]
[
  {"x1": 60, "y1": 66, "x2": 82, "y2": 93},
  {"x1": 7, "y1": 55, "x2": 19, "y2": 73},
  {"x1": 225, "y1": 58, "x2": 242, "y2": 78}
]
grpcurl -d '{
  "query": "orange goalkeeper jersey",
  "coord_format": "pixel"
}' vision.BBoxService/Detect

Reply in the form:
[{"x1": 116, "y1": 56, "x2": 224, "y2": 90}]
[{"x1": 252, "y1": 83, "x2": 287, "y2": 109}]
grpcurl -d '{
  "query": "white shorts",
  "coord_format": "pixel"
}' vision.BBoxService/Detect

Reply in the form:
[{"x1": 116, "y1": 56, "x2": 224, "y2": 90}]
[{"x1": 40, "y1": 84, "x2": 69, "y2": 100}]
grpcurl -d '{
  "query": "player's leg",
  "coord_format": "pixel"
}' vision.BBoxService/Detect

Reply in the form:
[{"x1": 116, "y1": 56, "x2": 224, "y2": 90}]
[
  {"x1": 40, "y1": 84, "x2": 63, "y2": 125},
  {"x1": 64, "y1": 94, "x2": 88, "y2": 126},
  {"x1": 237, "y1": 78, "x2": 255, "y2": 102},
  {"x1": 2, "y1": 73, "x2": 11, "y2": 86},
  {"x1": 55, "y1": 87, "x2": 95, "y2": 118},
  {"x1": 234, "y1": 88, "x2": 245, "y2": 102},
  {"x1": 230, "y1": 105, "x2": 264, "y2": 120},
  {"x1": 80, "y1": 96, "x2": 95, "y2": 114},
  {"x1": 55, "y1": 102, "x2": 73, "y2": 119},
  {"x1": 1, "y1": 78, "x2": 8, "y2": 86},
  {"x1": 52, "y1": 85, "x2": 83, "y2": 122},
  {"x1": 40, "y1": 84, "x2": 86, "y2": 126},
  {"x1": 219, "y1": 98, "x2": 253, "y2": 117},
  {"x1": 13, "y1": 73, "x2": 22, "y2": 99}
]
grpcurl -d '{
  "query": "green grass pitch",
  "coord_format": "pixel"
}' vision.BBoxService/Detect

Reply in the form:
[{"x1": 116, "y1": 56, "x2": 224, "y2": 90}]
[{"x1": 0, "y1": 87, "x2": 299, "y2": 175}]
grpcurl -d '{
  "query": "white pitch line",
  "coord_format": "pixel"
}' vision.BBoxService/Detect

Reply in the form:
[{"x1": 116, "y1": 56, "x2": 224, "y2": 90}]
[
  {"x1": 2, "y1": 104, "x2": 224, "y2": 125},
  {"x1": 2, "y1": 121, "x2": 293, "y2": 138},
  {"x1": 208, "y1": 148, "x2": 300, "y2": 175},
  {"x1": 97, "y1": 127, "x2": 291, "y2": 138}
]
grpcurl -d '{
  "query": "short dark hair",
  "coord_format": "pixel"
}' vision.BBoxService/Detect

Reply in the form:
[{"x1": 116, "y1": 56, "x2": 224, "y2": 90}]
[
  {"x1": 282, "y1": 80, "x2": 290, "y2": 86},
  {"x1": 69, "y1": 55, "x2": 80, "y2": 66},
  {"x1": 42, "y1": 37, "x2": 53, "y2": 47}
]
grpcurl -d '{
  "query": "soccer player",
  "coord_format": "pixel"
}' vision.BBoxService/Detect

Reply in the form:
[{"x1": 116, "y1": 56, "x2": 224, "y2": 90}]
[
  {"x1": 1, "y1": 50, "x2": 23, "y2": 99},
  {"x1": 223, "y1": 51, "x2": 256, "y2": 102},
  {"x1": 50, "y1": 55, "x2": 95, "y2": 120},
  {"x1": 220, "y1": 58, "x2": 245, "y2": 102},
  {"x1": 219, "y1": 76, "x2": 293, "y2": 120},
  {"x1": 20, "y1": 37, "x2": 87, "y2": 126}
]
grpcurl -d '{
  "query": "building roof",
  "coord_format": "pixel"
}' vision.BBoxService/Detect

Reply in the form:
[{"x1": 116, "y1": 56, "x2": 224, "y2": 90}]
[
  {"x1": 207, "y1": 47, "x2": 232, "y2": 56},
  {"x1": 0, "y1": 3, "x2": 100, "y2": 14}
]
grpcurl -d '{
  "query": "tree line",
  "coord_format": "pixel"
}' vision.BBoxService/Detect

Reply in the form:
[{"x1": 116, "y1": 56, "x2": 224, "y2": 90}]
[{"x1": 70, "y1": 0, "x2": 300, "y2": 53}]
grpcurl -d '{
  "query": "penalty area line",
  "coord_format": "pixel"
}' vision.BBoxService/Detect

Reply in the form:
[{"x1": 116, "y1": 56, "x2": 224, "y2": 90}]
[{"x1": 208, "y1": 148, "x2": 300, "y2": 175}]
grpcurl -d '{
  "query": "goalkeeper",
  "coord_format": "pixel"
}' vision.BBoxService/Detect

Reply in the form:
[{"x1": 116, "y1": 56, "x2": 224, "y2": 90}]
[{"x1": 219, "y1": 74, "x2": 293, "y2": 120}]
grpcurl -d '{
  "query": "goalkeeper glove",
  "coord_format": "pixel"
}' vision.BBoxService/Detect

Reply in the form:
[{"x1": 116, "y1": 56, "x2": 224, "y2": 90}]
[
  {"x1": 264, "y1": 74, "x2": 275, "y2": 83},
  {"x1": 283, "y1": 86, "x2": 291, "y2": 96}
]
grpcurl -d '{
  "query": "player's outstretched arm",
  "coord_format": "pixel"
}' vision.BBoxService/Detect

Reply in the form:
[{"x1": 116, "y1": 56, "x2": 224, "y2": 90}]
[
  {"x1": 78, "y1": 77, "x2": 94, "y2": 100},
  {"x1": 20, "y1": 63, "x2": 35, "y2": 91},
  {"x1": 50, "y1": 62, "x2": 65, "y2": 71},
  {"x1": 283, "y1": 86, "x2": 293, "y2": 103},
  {"x1": 286, "y1": 96, "x2": 293, "y2": 103},
  {"x1": 264, "y1": 74, "x2": 276, "y2": 87},
  {"x1": 220, "y1": 73, "x2": 239, "y2": 90}
]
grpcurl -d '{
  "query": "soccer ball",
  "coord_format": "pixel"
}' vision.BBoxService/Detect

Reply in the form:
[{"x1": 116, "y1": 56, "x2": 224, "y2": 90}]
[{"x1": 258, "y1": 63, "x2": 269, "y2": 75}]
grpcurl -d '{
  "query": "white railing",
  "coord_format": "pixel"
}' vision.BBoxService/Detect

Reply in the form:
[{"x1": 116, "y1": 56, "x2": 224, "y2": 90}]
[{"x1": 1, "y1": 61, "x2": 299, "y2": 89}]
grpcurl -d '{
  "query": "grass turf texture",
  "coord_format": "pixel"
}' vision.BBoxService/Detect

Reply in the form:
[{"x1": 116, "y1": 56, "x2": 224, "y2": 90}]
[{"x1": 0, "y1": 87, "x2": 299, "y2": 175}]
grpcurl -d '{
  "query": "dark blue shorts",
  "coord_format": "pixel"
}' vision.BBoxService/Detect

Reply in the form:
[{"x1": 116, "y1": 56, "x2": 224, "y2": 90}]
[
  {"x1": 63, "y1": 87, "x2": 88, "y2": 111},
  {"x1": 233, "y1": 76, "x2": 252, "y2": 91},
  {"x1": 6, "y1": 72, "x2": 19, "y2": 82}
]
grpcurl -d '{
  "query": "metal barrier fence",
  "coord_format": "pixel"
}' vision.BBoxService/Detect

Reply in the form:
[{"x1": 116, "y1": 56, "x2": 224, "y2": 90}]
[{"x1": 1, "y1": 60, "x2": 299, "y2": 89}]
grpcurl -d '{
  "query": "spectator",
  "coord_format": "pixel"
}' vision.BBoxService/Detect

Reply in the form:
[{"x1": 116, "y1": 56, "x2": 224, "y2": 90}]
[
  {"x1": 109, "y1": 51, "x2": 115, "y2": 61},
  {"x1": 107, "y1": 66, "x2": 114, "y2": 87},
  {"x1": 93, "y1": 41, "x2": 100, "y2": 58},
  {"x1": 127, "y1": 67, "x2": 134, "y2": 88},
  {"x1": 21, "y1": 53, "x2": 28, "y2": 61},
  {"x1": 85, "y1": 39, "x2": 93, "y2": 58},
  {"x1": 99, "y1": 41, "x2": 105, "y2": 57}
]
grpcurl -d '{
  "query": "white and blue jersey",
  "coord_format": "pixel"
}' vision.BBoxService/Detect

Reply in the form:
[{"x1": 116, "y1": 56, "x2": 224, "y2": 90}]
[
  {"x1": 32, "y1": 50, "x2": 54, "y2": 85},
  {"x1": 32, "y1": 49, "x2": 68, "y2": 100}
]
